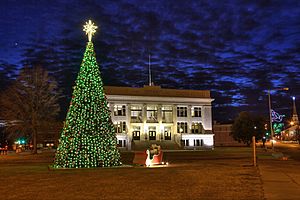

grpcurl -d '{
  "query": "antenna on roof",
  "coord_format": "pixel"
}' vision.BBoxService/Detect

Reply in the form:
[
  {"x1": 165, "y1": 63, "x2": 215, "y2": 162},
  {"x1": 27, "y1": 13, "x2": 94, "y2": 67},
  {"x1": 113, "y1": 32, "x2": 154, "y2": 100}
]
[{"x1": 148, "y1": 54, "x2": 153, "y2": 86}]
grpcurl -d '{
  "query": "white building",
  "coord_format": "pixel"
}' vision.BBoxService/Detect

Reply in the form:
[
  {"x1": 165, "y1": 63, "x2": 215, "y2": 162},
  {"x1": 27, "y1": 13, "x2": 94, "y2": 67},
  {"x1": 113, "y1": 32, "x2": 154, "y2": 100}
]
[{"x1": 105, "y1": 85, "x2": 214, "y2": 151}]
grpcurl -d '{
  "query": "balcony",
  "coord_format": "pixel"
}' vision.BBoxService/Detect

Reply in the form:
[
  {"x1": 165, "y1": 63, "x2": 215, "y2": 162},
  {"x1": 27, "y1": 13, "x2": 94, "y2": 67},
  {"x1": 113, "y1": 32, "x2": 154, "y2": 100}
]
[
  {"x1": 146, "y1": 116, "x2": 158, "y2": 123},
  {"x1": 162, "y1": 117, "x2": 173, "y2": 123},
  {"x1": 131, "y1": 116, "x2": 143, "y2": 123}
]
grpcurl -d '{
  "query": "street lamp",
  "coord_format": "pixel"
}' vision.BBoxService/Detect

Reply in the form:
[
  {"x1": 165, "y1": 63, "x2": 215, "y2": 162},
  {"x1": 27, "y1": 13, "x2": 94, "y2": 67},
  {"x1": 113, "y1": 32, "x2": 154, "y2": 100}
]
[
  {"x1": 292, "y1": 96, "x2": 299, "y2": 142},
  {"x1": 268, "y1": 87, "x2": 289, "y2": 151}
]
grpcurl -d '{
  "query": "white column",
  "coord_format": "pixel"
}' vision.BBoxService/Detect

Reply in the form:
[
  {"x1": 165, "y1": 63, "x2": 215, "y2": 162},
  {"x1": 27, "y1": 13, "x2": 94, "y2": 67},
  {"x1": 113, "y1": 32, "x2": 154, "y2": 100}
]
[
  {"x1": 173, "y1": 105, "x2": 177, "y2": 131},
  {"x1": 187, "y1": 105, "x2": 192, "y2": 134},
  {"x1": 173, "y1": 105, "x2": 178, "y2": 143},
  {"x1": 202, "y1": 105, "x2": 212, "y2": 131},
  {"x1": 126, "y1": 103, "x2": 131, "y2": 150},
  {"x1": 109, "y1": 102, "x2": 115, "y2": 122},
  {"x1": 157, "y1": 104, "x2": 162, "y2": 141},
  {"x1": 143, "y1": 104, "x2": 147, "y2": 141}
]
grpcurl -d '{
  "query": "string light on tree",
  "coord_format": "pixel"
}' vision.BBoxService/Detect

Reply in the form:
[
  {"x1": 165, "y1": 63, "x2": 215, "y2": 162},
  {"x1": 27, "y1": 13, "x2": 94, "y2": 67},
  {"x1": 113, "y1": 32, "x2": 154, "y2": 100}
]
[{"x1": 53, "y1": 20, "x2": 121, "y2": 168}]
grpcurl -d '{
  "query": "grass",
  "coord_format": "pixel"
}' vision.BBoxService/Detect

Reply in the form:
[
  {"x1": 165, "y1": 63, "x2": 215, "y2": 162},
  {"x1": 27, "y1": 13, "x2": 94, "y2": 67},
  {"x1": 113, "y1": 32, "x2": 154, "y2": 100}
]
[{"x1": 0, "y1": 147, "x2": 264, "y2": 200}]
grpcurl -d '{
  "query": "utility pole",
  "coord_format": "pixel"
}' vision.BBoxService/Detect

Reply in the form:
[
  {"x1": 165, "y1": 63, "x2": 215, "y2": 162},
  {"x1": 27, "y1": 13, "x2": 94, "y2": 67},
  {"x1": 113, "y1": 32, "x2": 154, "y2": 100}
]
[{"x1": 268, "y1": 90, "x2": 274, "y2": 151}]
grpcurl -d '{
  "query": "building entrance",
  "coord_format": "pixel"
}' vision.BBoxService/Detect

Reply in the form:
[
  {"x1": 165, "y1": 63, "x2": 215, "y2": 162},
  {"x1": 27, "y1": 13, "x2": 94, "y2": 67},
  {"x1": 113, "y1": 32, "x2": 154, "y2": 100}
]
[
  {"x1": 132, "y1": 131, "x2": 140, "y2": 140},
  {"x1": 149, "y1": 131, "x2": 156, "y2": 140},
  {"x1": 164, "y1": 127, "x2": 171, "y2": 140},
  {"x1": 164, "y1": 131, "x2": 171, "y2": 140}
]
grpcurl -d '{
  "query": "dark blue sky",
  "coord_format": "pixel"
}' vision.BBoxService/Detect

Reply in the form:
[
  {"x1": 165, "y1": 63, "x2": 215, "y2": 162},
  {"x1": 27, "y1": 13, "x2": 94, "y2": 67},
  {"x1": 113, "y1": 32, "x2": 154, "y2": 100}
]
[{"x1": 0, "y1": 0, "x2": 299, "y2": 121}]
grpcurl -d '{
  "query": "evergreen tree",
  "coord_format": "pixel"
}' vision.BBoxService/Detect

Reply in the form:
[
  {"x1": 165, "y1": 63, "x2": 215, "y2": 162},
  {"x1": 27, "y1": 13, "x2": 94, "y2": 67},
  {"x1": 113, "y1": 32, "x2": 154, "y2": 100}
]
[{"x1": 54, "y1": 29, "x2": 121, "y2": 168}]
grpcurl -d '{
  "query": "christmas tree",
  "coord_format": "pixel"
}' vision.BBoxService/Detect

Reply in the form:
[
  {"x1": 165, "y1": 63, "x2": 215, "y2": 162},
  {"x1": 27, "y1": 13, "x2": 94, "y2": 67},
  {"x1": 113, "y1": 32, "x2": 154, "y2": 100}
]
[{"x1": 53, "y1": 20, "x2": 121, "y2": 168}]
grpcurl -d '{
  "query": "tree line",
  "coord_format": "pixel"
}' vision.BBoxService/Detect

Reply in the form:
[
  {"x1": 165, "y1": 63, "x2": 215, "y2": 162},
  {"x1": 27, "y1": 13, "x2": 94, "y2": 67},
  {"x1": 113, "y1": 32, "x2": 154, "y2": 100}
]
[
  {"x1": 231, "y1": 111, "x2": 266, "y2": 146},
  {"x1": 0, "y1": 64, "x2": 281, "y2": 153}
]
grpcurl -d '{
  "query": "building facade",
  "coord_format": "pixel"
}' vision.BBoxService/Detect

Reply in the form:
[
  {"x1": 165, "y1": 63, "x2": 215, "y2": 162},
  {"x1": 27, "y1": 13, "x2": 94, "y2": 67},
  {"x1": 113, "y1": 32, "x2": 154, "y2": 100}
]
[
  {"x1": 281, "y1": 97, "x2": 299, "y2": 141},
  {"x1": 105, "y1": 85, "x2": 214, "y2": 151},
  {"x1": 213, "y1": 123, "x2": 247, "y2": 146}
]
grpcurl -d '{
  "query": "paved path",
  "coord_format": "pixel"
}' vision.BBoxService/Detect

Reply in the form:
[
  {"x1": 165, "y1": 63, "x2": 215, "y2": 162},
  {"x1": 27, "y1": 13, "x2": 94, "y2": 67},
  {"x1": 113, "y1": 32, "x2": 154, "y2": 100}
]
[{"x1": 258, "y1": 157, "x2": 300, "y2": 200}]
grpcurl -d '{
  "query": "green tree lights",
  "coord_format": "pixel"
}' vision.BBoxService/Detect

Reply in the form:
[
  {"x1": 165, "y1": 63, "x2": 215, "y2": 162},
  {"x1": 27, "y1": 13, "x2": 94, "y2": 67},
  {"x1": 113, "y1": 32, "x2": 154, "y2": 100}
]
[{"x1": 54, "y1": 21, "x2": 121, "y2": 168}]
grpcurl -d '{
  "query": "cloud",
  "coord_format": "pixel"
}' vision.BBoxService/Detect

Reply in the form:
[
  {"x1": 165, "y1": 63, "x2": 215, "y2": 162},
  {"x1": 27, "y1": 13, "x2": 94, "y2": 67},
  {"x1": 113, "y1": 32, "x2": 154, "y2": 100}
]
[{"x1": 1, "y1": 0, "x2": 300, "y2": 121}]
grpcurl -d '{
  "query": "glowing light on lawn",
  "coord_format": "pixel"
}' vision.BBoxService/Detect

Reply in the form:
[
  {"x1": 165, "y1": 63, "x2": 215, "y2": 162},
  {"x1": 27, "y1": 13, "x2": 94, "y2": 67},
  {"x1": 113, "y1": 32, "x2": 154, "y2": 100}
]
[{"x1": 146, "y1": 149, "x2": 151, "y2": 167}]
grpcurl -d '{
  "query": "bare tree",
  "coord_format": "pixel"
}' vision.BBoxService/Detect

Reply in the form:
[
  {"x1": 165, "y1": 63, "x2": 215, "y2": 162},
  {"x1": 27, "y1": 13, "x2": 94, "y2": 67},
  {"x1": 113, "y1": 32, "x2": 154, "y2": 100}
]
[{"x1": 0, "y1": 66, "x2": 61, "y2": 154}]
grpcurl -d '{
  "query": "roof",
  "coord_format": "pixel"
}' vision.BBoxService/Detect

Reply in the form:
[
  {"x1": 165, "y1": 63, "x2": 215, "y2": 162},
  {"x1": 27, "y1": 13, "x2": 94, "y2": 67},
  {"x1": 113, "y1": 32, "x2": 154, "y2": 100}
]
[{"x1": 104, "y1": 85, "x2": 211, "y2": 98}]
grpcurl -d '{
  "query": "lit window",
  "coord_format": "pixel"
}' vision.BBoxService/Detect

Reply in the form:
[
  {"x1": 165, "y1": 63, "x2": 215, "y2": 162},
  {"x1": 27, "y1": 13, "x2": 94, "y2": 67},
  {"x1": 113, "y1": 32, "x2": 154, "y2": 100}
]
[
  {"x1": 162, "y1": 105, "x2": 173, "y2": 123},
  {"x1": 192, "y1": 107, "x2": 201, "y2": 117},
  {"x1": 131, "y1": 105, "x2": 142, "y2": 123},
  {"x1": 114, "y1": 105, "x2": 126, "y2": 116},
  {"x1": 177, "y1": 107, "x2": 187, "y2": 117},
  {"x1": 147, "y1": 105, "x2": 158, "y2": 122},
  {"x1": 191, "y1": 122, "x2": 203, "y2": 134},
  {"x1": 177, "y1": 122, "x2": 188, "y2": 133},
  {"x1": 114, "y1": 121, "x2": 126, "y2": 133}
]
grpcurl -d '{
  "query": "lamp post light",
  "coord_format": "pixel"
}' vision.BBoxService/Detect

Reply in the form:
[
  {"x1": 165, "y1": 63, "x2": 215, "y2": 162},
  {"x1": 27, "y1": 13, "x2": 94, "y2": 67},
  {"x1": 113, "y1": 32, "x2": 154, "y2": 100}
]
[{"x1": 268, "y1": 87, "x2": 289, "y2": 151}]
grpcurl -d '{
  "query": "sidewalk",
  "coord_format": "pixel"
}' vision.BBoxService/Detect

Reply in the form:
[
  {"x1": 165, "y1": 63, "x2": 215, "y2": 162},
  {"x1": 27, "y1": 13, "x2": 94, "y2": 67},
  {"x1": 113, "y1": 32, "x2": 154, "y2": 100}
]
[{"x1": 258, "y1": 155, "x2": 300, "y2": 200}]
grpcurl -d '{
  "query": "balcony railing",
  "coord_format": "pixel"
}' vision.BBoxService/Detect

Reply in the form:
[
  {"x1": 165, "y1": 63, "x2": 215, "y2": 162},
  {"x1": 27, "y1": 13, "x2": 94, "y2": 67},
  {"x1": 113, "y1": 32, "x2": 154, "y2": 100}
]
[
  {"x1": 146, "y1": 116, "x2": 158, "y2": 123},
  {"x1": 162, "y1": 118, "x2": 173, "y2": 123},
  {"x1": 131, "y1": 116, "x2": 143, "y2": 123}
]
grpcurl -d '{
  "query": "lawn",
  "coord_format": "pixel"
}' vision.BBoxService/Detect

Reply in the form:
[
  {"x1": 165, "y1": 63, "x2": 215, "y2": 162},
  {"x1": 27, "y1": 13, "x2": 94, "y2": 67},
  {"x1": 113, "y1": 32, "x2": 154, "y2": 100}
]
[{"x1": 0, "y1": 148, "x2": 263, "y2": 200}]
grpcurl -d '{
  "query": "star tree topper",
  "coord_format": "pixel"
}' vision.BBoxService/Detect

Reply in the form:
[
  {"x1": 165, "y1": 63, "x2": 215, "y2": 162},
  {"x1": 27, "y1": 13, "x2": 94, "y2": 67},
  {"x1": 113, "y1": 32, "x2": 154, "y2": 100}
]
[{"x1": 83, "y1": 20, "x2": 98, "y2": 42}]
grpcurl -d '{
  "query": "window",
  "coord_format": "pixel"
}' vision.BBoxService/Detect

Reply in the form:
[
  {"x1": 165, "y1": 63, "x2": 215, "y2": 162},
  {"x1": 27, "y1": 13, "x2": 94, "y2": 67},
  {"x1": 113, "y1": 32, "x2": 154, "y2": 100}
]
[
  {"x1": 131, "y1": 105, "x2": 142, "y2": 123},
  {"x1": 162, "y1": 106, "x2": 173, "y2": 123},
  {"x1": 191, "y1": 122, "x2": 203, "y2": 134},
  {"x1": 177, "y1": 122, "x2": 188, "y2": 133},
  {"x1": 177, "y1": 106, "x2": 187, "y2": 117},
  {"x1": 192, "y1": 107, "x2": 201, "y2": 117},
  {"x1": 114, "y1": 105, "x2": 126, "y2": 116},
  {"x1": 184, "y1": 139, "x2": 189, "y2": 146},
  {"x1": 147, "y1": 105, "x2": 158, "y2": 122},
  {"x1": 118, "y1": 140, "x2": 122, "y2": 147},
  {"x1": 194, "y1": 139, "x2": 203, "y2": 146},
  {"x1": 117, "y1": 140, "x2": 126, "y2": 147},
  {"x1": 114, "y1": 121, "x2": 126, "y2": 133}
]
